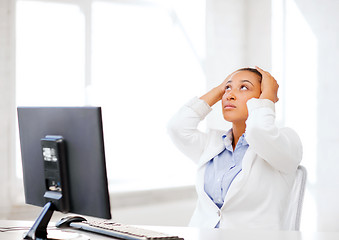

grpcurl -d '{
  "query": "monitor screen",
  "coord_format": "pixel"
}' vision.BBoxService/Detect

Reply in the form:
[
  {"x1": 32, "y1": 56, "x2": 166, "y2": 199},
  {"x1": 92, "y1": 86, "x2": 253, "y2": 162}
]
[{"x1": 17, "y1": 106, "x2": 111, "y2": 220}]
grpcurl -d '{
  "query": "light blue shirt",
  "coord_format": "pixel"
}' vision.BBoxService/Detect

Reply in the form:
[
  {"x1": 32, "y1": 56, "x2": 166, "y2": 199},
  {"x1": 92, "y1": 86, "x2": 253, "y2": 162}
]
[{"x1": 204, "y1": 129, "x2": 249, "y2": 209}]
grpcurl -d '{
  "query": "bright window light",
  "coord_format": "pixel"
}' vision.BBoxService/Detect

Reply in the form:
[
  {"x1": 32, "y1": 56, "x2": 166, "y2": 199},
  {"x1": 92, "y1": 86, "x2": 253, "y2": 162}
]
[
  {"x1": 16, "y1": 0, "x2": 86, "y2": 106},
  {"x1": 15, "y1": 0, "x2": 206, "y2": 191},
  {"x1": 272, "y1": 0, "x2": 318, "y2": 231},
  {"x1": 285, "y1": 0, "x2": 318, "y2": 230}
]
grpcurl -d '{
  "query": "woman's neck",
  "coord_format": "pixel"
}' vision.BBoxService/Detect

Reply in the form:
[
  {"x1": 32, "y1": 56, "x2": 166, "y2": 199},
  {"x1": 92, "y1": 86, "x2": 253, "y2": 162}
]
[{"x1": 232, "y1": 122, "x2": 246, "y2": 150}]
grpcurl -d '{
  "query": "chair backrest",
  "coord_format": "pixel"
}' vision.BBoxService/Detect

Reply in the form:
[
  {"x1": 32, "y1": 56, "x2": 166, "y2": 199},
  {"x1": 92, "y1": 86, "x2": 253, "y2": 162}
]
[{"x1": 285, "y1": 165, "x2": 307, "y2": 231}]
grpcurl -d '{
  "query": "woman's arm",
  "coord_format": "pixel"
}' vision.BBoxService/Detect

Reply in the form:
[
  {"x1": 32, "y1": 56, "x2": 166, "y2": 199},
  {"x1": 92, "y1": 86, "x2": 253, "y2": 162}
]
[
  {"x1": 245, "y1": 67, "x2": 302, "y2": 174},
  {"x1": 245, "y1": 99, "x2": 302, "y2": 174},
  {"x1": 199, "y1": 86, "x2": 225, "y2": 107},
  {"x1": 167, "y1": 97, "x2": 212, "y2": 163}
]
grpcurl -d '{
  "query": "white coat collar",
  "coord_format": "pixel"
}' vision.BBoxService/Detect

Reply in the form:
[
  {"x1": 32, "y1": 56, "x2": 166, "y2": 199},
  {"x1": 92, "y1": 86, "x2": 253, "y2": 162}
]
[{"x1": 197, "y1": 130, "x2": 228, "y2": 169}]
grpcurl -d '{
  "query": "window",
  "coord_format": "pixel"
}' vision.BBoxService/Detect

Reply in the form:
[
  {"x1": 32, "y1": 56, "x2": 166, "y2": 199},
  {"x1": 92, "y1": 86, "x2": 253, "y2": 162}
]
[
  {"x1": 15, "y1": 0, "x2": 206, "y2": 195},
  {"x1": 16, "y1": 1, "x2": 86, "y2": 106}
]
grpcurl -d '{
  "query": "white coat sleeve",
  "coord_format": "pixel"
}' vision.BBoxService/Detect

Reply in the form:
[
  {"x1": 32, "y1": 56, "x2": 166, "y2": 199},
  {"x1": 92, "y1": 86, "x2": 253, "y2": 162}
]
[
  {"x1": 245, "y1": 98, "x2": 303, "y2": 174},
  {"x1": 167, "y1": 97, "x2": 212, "y2": 163}
]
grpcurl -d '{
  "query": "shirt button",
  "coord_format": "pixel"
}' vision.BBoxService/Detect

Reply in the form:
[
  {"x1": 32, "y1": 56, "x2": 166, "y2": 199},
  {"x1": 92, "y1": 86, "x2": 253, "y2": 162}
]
[{"x1": 217, "y1": 210, "x2": 221, "y2": 217}]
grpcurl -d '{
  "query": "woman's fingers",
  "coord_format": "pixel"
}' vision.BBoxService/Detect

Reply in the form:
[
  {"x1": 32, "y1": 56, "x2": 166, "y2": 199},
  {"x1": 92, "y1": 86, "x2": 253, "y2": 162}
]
[{"x1": 255, "y1": 66, "x2": 279, "y2": 103}]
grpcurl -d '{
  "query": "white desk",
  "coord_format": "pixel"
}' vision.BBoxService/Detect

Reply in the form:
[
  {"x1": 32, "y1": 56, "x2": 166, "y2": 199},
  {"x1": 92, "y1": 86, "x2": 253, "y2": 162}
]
[{"x1": 1, "y1": 220, "x2": 339, "y2": 240}]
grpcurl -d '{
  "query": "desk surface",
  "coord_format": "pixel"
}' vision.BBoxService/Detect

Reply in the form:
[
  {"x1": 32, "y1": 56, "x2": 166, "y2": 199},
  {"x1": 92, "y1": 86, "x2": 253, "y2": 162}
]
[{"x1": 1, "y1": 220, "x2": 339, "y2": 240}]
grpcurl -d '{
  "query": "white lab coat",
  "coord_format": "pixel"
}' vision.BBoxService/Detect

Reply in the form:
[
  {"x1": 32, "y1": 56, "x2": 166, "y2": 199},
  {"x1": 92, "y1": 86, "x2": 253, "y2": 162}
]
[{"x1": 167, "y1": 97, "x2": 302, "y2": 230}]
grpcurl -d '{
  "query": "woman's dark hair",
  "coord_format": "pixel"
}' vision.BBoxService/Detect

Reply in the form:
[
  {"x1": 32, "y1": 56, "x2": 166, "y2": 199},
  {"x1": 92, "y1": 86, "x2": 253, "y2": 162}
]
[{"x1": 237, "y1": 67, "x2": 262, "y2": 82}]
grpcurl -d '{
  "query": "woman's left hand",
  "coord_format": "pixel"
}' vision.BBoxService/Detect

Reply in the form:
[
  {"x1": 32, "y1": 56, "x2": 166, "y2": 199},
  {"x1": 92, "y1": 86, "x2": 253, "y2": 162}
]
[{"x1": 255, "y1": 66, "x2": 279, "y2": 103}]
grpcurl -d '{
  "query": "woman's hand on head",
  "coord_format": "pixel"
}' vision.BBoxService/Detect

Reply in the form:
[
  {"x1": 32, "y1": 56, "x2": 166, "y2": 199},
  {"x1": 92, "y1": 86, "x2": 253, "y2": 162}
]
[
  {"x1": 217, "y1": 73, "x2": 232, "y2": 94},
  {"x1": 199, "y1": 73, "x2": 233, "y2": 107},
  {"x1": 255, "y1": 66, "x2": 279, "y2": 103}
]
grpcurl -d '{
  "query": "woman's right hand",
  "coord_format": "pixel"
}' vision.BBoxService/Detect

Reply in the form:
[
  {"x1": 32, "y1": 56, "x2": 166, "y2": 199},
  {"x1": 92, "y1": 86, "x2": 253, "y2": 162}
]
[
  {"x1": 217, "y1": 73, "x2": 232, "y2": 94},
  {"x1": 200, "y1": 73, "x2": 232, "y2": 107}
]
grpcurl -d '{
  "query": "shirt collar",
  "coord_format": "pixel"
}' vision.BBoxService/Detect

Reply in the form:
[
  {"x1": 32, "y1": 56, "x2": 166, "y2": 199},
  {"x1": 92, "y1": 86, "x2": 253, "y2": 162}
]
[{"x1": 222, "y1": 129, "x2": 248, "y2": 152}]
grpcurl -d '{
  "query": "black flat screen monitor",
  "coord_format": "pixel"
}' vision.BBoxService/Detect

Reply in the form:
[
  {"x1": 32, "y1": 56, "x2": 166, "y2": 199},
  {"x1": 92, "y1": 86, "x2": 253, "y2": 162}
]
[{"x1": 17, "y1": 107, "x2": 111, "y2": 238}]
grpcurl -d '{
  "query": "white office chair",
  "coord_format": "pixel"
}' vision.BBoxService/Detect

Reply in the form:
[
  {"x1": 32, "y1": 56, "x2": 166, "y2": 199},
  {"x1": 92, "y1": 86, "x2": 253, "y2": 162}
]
[{"x1": 285, "y1": 165, "x2": 307, "y2": 231}]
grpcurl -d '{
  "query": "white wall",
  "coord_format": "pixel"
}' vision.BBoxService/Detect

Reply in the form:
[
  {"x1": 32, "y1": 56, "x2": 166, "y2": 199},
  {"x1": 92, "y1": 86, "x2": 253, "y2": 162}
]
[
  {"x1": 108, "y1": 187, "x2": 197, "y2": 226},
  {"x1": 7, "y1": 187, "x2": 197, "y2": 227},
  {"x1": 205, "y1": 0, "x2": 272, "y2": 130},
  {"x1": 0, "y1": 0, "x2": 14, "y2": 217},
  {"x1": 245, "y1": 0, "x2": 272, "y2": 68}
]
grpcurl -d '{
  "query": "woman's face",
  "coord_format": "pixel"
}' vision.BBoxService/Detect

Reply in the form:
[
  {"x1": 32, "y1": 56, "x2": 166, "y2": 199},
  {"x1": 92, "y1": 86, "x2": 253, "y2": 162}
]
[{"x1": 221, "y1": 70, "x2": 261, "y2": 123}]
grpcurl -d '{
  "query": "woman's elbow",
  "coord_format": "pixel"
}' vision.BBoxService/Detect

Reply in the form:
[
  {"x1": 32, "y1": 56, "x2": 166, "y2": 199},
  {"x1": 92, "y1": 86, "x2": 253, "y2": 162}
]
[{"x1": 167, "y1": 116, "x2": 183, "y2": 140}]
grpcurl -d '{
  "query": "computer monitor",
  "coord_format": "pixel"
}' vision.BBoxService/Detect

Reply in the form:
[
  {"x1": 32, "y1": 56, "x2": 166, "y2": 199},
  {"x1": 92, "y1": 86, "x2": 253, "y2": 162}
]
[{"x1": 17, "y1": 106, "x2": 111, "y2": 239}]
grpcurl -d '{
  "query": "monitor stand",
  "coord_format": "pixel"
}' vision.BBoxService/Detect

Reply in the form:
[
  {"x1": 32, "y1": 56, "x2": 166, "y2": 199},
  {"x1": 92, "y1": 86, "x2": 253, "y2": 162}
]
[
  {"x1": 23, "y1": 201, "x2": 55, "y2": 240},
  {"x1": 23, "y1": 202, "x2": 88, "y2": 240}
]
